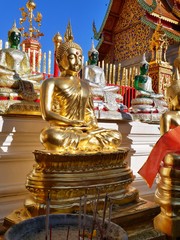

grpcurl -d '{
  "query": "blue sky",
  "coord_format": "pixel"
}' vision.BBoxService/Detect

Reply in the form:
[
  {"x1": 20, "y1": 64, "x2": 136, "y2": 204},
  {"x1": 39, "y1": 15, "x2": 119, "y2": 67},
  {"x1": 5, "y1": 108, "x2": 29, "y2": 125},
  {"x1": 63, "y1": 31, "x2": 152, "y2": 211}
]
[{"x1": 0, "y1": 0, "x2": 109, "y2": 62}]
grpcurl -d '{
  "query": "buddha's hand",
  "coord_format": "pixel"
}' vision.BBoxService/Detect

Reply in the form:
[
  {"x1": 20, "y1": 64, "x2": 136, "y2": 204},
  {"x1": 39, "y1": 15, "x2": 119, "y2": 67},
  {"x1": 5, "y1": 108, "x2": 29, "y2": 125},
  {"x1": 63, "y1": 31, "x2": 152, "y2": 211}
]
[
  {"x1": 70, "y1": 119, "x2": 84, "y2": 127},
  {"x1": 13, "y1": 72, "x2": 21, "y2": 80}
]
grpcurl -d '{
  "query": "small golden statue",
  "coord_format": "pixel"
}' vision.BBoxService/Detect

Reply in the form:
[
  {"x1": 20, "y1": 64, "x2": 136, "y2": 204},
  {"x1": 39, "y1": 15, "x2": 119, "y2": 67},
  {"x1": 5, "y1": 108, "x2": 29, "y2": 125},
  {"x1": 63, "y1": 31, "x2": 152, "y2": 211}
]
[{"x1": 149, "y1": 21, "x2": 168, "y2": 63}]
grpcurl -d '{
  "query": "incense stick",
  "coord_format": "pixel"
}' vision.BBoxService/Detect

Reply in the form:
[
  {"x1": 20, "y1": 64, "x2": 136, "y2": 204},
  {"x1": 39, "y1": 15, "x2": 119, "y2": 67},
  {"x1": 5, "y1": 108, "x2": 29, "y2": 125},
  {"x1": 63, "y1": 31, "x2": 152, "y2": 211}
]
[
  {"x1": 102, "y1": 194, "x2": 108, "y2": 225},
  {"x1": 66, "y1": 225, "x2": 70, "y2": 240},
  {"x1": 90, "y1": 189, "x2": 100, "y2": 240},
  {"x1": 45, "y1": 191, "x2": 50, "y2": 240},
  {"x1": 78, "y1": 196, "x2": 82, "y2": 239},
  {"x1": 82, "y1": 194, "x2": 87, "y2": 240}
]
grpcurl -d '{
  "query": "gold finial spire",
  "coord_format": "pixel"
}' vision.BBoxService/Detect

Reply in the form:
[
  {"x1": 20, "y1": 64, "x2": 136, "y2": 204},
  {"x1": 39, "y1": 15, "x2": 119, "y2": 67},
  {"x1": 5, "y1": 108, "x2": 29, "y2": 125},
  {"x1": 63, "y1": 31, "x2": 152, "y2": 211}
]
[
  {"x1": 53, "y1": 32, "x2": 63, "y2": 51},
  {"x1": 19, "y1": 0, "x2": 43, "y2": 39},
  {"x1": 64, "y1": 21, "x2": 74, "y2": 42}
]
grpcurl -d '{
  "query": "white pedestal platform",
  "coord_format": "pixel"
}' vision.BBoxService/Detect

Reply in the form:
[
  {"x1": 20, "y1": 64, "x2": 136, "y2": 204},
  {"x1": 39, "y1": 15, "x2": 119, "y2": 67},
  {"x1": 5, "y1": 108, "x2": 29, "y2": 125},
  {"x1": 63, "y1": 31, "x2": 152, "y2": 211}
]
[
  {"x1": 0, "y1": 116, "x2": 160, "y2": 221},
  {"x1": 98, "y1": 119, "x2": 160, "y2": 198},
  {"x1": 0, "y1": 116, "x2": 47, "y2": 221}
]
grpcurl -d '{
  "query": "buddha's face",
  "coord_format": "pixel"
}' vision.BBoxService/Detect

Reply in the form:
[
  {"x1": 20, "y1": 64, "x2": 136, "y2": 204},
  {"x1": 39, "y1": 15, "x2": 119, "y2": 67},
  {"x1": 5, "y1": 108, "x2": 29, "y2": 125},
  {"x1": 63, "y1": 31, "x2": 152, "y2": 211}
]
[
  {"x1": 9, "y1": 32, "x2": 21, "y2": 48},
  {"x1": 89, "y1": 51, "x2": 99, "y2": 65},
  {"x1": 67, "y1": 48, "x2": 82, "y2": 73},
  {"x1": 140, "y1": 63, "x2": 149, "y2": 75},
  {"x1": 168, "y1": 95, "x2": 180, "y2": 111}
]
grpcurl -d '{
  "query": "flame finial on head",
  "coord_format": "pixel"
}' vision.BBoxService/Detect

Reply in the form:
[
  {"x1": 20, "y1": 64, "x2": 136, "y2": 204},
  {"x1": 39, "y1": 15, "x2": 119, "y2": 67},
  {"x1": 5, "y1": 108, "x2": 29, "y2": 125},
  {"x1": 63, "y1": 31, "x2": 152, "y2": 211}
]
[
  {"x1": 140, "y1": 53, "x2": 149, "y2": 66},
  {"x1": 64, "y1": 21, "x2": 74, "y2": 42},
  {"x1": 88, "y1": 39, "x2": 98, "y2": 57},
  {"x1": 55, "y1": 21, "x2": 82, "y2": 72},
  {"x1": 8, "y1": 21, "x2": 21, "y2": 37}
]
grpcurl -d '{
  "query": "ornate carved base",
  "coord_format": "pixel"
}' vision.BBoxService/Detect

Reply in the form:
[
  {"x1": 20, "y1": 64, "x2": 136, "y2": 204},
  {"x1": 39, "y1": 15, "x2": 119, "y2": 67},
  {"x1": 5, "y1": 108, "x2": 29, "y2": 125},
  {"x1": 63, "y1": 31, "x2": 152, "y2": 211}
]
[
  {"x1": 131, "y1": 112, "x2": 162, "y2": 123},
  {"x1": 0, "y1": 100, "x2": 41, "y2": 115},
  {"x1": 25, "y1": 148, "x2": 139, "y2": 215},
  {"x1": 149, "y1": 62, "x2": 173, "y2": 95}
]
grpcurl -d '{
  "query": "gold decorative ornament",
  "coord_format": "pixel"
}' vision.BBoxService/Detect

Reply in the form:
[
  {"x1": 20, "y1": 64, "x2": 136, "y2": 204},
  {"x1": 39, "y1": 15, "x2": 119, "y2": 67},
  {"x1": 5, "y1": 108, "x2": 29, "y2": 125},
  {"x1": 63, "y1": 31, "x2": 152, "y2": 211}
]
[{"x1": 19, "y1": 0, "x2": 44, "y2": 39}]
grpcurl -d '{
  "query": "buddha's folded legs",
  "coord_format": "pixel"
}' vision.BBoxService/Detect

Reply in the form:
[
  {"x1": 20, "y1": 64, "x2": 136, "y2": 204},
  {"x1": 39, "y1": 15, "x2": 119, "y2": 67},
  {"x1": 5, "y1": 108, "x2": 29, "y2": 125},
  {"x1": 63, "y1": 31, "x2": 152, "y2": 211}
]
[{"x1": 40, "y1": 126, "x2": 122, "y2": 153}]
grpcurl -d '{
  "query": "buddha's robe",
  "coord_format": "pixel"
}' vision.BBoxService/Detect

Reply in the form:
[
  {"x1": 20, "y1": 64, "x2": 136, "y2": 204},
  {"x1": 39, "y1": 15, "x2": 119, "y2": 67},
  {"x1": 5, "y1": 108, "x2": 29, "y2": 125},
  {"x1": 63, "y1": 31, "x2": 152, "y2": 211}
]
[{"x1": 40, "y1": 76, "x2": 122, "y2": 152}]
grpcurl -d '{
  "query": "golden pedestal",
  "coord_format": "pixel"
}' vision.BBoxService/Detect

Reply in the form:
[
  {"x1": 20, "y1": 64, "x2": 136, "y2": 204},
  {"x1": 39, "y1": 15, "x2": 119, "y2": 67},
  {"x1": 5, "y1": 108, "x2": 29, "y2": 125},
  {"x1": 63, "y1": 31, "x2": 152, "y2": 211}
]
[
  {"x1": 3, "y1": 148, "x2": 140, "y2": 227},
  {"x1": 149, "y1": 62, "x2": 173, "y2": 95},
  {"x1": 25, "y1": 148, "x2": 138, "y2": 215}
]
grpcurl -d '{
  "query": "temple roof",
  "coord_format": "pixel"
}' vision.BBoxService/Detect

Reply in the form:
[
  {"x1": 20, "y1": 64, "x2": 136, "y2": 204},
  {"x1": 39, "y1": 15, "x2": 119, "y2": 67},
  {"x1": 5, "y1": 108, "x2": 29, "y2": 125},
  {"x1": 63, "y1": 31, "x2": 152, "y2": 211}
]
[
  {"x1": 93, "y1": 0, "x2": 125, "y2": 58},
  {"x1": 94, "y1": 0, "x2": 180, "y2": 57},
  {"x1": 138, "y1": 0, "x2": 180, "y2": 21}
]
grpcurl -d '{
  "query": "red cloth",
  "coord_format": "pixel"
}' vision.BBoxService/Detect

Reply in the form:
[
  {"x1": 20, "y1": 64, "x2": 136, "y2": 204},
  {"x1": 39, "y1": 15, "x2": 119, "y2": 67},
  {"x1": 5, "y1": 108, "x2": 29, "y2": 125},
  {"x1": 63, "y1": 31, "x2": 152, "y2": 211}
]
[{"x1": 138, "y1": 125, "x2": 180, "y2": 188}]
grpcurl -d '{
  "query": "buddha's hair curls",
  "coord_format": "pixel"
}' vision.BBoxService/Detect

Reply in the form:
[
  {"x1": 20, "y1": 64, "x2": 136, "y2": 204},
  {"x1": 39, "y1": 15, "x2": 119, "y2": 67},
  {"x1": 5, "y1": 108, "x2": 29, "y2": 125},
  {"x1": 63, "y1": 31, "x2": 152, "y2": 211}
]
[{"x1": 56, "y1": 41, "x2": 82, "y2": 62}]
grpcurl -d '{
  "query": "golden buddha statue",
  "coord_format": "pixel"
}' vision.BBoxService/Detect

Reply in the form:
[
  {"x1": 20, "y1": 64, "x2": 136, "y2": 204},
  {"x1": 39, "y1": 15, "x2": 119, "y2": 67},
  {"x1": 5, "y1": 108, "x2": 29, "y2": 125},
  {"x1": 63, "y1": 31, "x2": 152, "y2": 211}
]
[
  {"x1": 0, "y1": 22, "x2": 42, "y2": 115},
  {"x1": 24, "y1": 22, "x2": 138, "y2": 217},
  {"x1": 40, "y1": 25, "x2": 121, "y2": 153}
]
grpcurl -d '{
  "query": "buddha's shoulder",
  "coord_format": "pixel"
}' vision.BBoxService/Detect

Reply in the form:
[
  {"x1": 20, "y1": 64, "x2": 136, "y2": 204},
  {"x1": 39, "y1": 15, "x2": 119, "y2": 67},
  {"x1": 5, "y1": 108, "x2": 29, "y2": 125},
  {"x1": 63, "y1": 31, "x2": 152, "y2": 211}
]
[
  {"x1": 0, "y1": 48, "x2": 24, "y2": 55},
  {"x1": 42, "y1": 77, "x2": 74, "y2": 86},
  {"x1": 86, "y1": 64, "x2": 103, "y2": 71}
]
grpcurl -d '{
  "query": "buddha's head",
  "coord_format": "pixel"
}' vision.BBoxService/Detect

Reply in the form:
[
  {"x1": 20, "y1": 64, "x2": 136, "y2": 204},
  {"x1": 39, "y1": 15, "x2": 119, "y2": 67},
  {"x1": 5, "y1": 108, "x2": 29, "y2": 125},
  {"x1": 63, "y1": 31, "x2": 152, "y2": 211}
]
[
  {"x1": 140, "y1": 53, "x2": 149, "y2": 75},
  {"x1": 56, "y1": 22, "x2": 83, "y2": 76},
  {"x1": 88, "y1": 40, "x2": 99, "y2": 65},
  {"x1": 8, "y1": 22, "x2": 21, "y2": 49}
]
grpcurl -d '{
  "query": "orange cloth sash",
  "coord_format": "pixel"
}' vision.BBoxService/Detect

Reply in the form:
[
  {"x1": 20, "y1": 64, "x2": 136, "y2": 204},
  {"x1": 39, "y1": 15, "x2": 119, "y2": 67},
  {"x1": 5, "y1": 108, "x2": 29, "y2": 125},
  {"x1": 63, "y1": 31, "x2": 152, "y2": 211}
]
[{"x1": 138, "y1": 125, "x2": 180, "y2": 188}]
